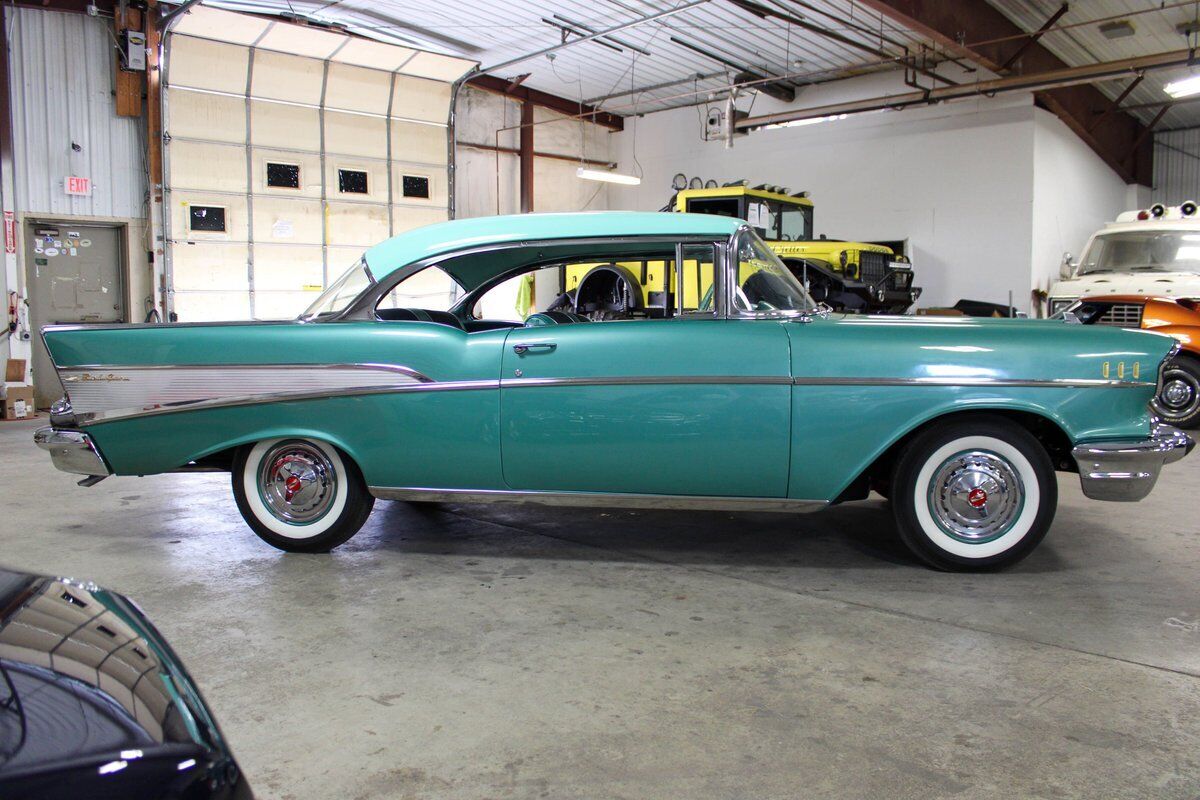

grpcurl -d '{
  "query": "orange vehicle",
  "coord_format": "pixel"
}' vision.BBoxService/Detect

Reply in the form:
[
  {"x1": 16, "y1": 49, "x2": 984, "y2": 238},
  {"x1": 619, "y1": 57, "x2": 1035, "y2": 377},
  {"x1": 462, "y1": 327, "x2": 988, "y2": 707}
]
[{"x1": 1062, "y1": 295, "x2": 1200, "y2": 428}]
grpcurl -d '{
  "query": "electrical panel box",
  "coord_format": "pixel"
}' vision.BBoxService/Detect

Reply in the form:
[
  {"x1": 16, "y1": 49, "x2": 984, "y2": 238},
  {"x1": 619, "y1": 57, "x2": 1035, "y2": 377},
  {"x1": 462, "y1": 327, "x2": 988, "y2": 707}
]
[{"x1": 124, "y1": 30, "x2": 146, "y2": 71}]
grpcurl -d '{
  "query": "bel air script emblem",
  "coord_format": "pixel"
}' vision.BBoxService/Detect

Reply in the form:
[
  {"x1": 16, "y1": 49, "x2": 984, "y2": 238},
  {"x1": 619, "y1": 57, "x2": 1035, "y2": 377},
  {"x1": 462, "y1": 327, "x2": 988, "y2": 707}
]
[{"x1": 65, "y1": 372, "x2": 131, "y2": 383}]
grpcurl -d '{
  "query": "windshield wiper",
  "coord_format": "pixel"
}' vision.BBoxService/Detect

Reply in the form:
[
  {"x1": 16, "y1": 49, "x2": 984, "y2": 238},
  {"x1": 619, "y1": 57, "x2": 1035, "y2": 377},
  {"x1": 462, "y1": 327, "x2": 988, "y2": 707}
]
[{"x1": 1130, "y1": 266, "x2": 1168, "y2": 272}]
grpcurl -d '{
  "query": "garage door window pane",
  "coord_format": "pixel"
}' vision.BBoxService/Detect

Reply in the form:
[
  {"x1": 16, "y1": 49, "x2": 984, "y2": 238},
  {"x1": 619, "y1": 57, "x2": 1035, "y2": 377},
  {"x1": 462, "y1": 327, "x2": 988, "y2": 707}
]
[
  {"x1": 402, "y1": 175, "x2": 430, "y2": 199},
  {"x1": 266, "y1": 162, "x2": 300, "y2": 189},
  {"x1": 189, "y1": 206, "x2": 226, "y2": 232},
  {"x1": 338, "y1": 168, "x2": 369, "y2": 194}
]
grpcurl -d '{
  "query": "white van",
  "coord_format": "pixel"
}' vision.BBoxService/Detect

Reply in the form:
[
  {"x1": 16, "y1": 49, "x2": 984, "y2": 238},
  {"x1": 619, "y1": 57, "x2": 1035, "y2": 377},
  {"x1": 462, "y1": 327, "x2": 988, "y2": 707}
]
[{"x1": 1048, "y1": 203, "x2": 1200, "y2": 316}]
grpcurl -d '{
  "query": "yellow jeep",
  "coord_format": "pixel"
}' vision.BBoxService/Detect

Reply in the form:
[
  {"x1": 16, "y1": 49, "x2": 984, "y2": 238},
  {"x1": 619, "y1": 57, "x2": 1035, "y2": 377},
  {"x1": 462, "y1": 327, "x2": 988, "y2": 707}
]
[
  {"x1": 670, "y1": 184, "x2": 921, "y2": 314},
  {"x1": 562, "y1": 184, "x2": 919, "y2": 316}
]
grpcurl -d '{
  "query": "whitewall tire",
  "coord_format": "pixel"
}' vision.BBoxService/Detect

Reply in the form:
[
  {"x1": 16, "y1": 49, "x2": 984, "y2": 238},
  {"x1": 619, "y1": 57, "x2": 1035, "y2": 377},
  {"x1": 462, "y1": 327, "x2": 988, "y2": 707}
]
[
  {"x1": 232, "y1": 437, "x2": 374, "y2": 552},
  {"x1": 890, "y1": 417, "x2": 1057, "y2": 571}
]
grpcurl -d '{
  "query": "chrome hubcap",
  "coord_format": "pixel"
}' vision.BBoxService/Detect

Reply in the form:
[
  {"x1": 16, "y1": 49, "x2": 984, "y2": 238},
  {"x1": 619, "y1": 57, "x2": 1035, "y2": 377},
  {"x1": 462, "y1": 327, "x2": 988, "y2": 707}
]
[
  {"x1": 258, "y1": 441, "x2": 336, "y2": 525},
  {"x1": 929, "y1": 450, "x2": 1024, "y2": 543},
  {"x1": 1154, "y1": 368, "x2": 1199, "y2": 421}
]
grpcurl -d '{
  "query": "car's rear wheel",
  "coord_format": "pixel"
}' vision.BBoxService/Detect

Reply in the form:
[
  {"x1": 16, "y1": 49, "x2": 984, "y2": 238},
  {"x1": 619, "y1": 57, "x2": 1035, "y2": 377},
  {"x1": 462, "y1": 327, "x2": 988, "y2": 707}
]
[
  {"x1": 232, "y1": 437, "x2": 374, "y2": 552},
  {"x1": 1152, "y1": 354, "x2": 1200, "y2": 430},
  {"x1": 890, "y1": 417, "x2": 1056, "y2": 571}
]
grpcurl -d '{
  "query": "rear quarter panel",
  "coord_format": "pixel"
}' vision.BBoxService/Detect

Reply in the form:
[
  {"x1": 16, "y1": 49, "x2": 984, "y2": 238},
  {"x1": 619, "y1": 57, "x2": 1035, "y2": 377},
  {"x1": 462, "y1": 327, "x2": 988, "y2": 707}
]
[{"x1": 43, "y1": 321, "x2": 508, "y2": 488}]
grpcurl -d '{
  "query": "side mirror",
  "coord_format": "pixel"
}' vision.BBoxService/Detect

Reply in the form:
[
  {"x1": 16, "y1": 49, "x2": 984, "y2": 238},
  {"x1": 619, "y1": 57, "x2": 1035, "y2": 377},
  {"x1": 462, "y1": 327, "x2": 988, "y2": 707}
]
[{"x1": 1059, "y1": 252, "x2": 1076, "y2": 280}]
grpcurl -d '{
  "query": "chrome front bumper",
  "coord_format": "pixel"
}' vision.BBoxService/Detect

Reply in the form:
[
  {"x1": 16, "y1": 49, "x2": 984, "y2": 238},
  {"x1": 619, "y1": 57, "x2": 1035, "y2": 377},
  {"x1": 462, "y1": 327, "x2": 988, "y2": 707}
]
[
  {"x1": 1072, "y1": 424, "x2": 1194, "y2": 502},
  {"x1": 34, "y1": 427, "x2": 111, "y2": 476}
]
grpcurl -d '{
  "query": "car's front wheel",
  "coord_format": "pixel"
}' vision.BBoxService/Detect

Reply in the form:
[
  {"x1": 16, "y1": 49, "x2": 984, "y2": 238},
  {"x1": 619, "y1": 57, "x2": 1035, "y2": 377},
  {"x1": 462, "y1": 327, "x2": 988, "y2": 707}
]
[
  {"x1": 232, "y1": 437, "x2": 374, "y2": 552},
  {"x1": 890, "y1": 417, "x2": 1056, "y2": 571},
  {"x1": 1152, "y1": 354, "x2": 1200, "y2": 430}
]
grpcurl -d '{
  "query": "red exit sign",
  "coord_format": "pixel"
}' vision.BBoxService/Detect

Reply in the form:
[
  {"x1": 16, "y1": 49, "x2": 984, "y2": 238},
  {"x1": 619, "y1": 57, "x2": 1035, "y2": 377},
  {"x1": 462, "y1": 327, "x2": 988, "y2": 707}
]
[{"x1": 65, "y1": 176, "x2": 91, "y2": 196}]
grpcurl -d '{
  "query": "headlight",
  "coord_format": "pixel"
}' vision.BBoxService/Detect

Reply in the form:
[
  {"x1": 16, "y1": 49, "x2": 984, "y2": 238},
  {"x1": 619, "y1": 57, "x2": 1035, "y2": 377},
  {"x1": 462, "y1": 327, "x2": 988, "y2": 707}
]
[{"x1": 1049, "y1": 298, "x2": 1074, "y2": 316}]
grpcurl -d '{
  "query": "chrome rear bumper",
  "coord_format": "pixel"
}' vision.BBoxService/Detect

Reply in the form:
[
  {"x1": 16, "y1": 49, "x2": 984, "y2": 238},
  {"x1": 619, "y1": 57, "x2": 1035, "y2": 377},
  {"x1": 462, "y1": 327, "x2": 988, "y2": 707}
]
[
  {"x1": 1072, "y1": 424, "x2": 1194, "y2": 502},
  {"x1": 34, "y1": 427, "x2": 111, "y2": 476}
]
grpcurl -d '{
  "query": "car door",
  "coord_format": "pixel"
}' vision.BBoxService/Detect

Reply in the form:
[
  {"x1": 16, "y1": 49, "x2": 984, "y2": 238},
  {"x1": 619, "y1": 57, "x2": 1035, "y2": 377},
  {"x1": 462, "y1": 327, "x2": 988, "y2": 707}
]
[{"x1": 499, "y1": 242, "x2": 792, "y2": 498}]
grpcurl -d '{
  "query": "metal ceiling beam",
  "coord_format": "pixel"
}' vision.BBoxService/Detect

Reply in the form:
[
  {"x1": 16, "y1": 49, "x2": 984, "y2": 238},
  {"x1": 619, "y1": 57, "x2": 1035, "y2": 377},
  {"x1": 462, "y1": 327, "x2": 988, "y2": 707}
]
[
  {"x1": 467, "y1": 74, "x2": 624, "y2": 131},
  {"x1": 477, "y1": 0, "x2": 709, "y2": 75},
  {"x1": 737, "y1": 49, "x2": 1193, "y2": 130},
  {"x1": 726, "y1": 0, "x2": 957, "y2": 86},
  {"x1": 160, "y1": 0, "x2": 205, "y2": 26},
  {"x1": 855, "y1": 0, "x2": 1158, "y2": 185},
  {"x1": 585, "y1": 71, "x2": 726, "y2": 105},
  {"x1": 997, "y1": 3, "x2": 1069, "y2": 72}
]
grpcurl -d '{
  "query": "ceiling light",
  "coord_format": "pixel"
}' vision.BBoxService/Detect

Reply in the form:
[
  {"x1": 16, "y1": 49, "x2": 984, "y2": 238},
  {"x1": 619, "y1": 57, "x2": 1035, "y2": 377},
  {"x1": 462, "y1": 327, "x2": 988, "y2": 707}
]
[
  {"x1": 1098, "y1": 20, "x2": 1135, "y2": 39},
  {"x1": 1165, "y1": 75, "x2": 1200, "y2": 98},
  {"x1": 766, "y1": 113, "x2": 849, "y2": 130},
  {"x1": 576, "y1": 167, "x2": 641, "y2": 186}
]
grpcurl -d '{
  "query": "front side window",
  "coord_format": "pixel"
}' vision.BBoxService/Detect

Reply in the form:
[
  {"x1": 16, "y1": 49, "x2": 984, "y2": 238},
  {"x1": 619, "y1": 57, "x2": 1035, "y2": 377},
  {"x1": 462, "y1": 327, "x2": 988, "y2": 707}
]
[
  {"x1": 300, "y1": 258, "x2": 372, "y2": 320},
  {"x1": 1079, "y1": 231, "x2": 1200, "y2": 275},
  {"x1": 731, "y1": 230, "x2": 816, "y2": 315}
]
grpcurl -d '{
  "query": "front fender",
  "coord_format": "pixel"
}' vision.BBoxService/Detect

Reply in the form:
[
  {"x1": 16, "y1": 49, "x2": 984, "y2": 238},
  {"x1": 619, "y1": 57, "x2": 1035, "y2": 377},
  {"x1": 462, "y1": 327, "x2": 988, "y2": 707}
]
[{"x1": 789, "y1": 384, "x2": 1157, "y2": 501}]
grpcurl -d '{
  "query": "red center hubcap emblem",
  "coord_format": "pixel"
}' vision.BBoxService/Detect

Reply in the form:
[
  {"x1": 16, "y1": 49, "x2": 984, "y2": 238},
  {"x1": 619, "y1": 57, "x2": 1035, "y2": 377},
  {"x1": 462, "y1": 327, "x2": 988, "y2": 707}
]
[
  {"x1": 284, "y1": 475, "x2": 303, "y2": 501},
  {"x1": 967, "y1": 488, "x2": 988, "y2": 508}
]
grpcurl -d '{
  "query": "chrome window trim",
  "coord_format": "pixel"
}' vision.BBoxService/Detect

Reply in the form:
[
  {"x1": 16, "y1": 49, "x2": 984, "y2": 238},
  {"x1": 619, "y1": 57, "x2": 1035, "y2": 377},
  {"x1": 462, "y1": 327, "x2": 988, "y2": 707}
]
[
  {"x1": 725, "y1": 224, "x2": 818, "y2": 321},
  {"x1": 368, "y1": 486, "x2": 828, "y2": 513},
  {"x1": 344, "y1": 234, "x2": 729, "y2": 323}
]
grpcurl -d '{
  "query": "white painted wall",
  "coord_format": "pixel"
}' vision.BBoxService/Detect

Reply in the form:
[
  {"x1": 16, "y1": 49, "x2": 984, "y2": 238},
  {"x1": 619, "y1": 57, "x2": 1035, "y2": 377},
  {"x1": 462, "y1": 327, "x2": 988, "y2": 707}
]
[
  {"x1": 1030, "y1": 109, "x2": 1129, "y2": 304},
  {"x1": 611, "y1": 67, "x2": 1133, "y2": 314}
]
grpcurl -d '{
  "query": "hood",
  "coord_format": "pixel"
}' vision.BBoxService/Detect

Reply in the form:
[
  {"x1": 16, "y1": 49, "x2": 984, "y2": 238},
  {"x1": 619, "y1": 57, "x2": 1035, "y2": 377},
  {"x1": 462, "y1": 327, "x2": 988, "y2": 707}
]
[
  {"x1": 0, "y1": 565, "x2": 251, "y2": 799},
  {"x1": 1049, "y1": 271, "x2": 1200, "y2": 300}
]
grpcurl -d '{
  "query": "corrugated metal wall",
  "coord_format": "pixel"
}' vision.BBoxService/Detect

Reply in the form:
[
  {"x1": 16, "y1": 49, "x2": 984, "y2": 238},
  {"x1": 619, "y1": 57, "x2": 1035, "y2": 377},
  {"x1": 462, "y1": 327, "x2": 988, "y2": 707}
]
[
  {"x1": 1153, "y1": 129, "x2": 1200, "y2": 206},
  {"x1": 5, "y1": 7, "x2": 146, "y2": 218}
]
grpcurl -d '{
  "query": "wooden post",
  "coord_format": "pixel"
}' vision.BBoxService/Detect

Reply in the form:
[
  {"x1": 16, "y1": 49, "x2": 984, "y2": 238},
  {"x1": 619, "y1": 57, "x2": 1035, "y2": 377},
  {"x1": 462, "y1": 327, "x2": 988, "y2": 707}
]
[
  {"x1": 114, "y1": 5, "x2": 143, "y2": 118},
  {"x1": 519, "y1": 100, "x2": 533, "y2": 214}
]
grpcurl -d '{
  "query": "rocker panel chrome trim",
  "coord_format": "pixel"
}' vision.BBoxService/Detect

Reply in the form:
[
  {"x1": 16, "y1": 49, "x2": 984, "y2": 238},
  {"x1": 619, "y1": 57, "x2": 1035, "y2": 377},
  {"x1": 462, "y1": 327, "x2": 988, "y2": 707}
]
[{"x1": 369, "y1": 486, "x2": 829, "y2": 513}]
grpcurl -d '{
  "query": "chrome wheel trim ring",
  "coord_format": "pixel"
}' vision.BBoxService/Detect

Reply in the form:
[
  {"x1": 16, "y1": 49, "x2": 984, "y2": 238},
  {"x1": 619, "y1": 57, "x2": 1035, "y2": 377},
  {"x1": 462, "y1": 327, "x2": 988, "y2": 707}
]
[
  {"x1": 257, "y1": 440, "x2": 338, "y2": 526},
  {"x1": 927, "y1": 449, "x2": 1025, "y2": 544},
  {"x1": 1153, "y1": 368, "x2": 1200, "y2": 422}
]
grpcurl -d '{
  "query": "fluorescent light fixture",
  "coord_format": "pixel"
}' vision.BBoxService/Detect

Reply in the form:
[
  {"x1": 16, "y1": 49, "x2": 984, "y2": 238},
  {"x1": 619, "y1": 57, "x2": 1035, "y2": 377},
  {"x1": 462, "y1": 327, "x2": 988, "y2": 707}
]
[
  {"x1": 576, "y1": 167, "x2": 641, "y2": 186},
  {"x1": 1165, "y1": 75, "x2": 1200, "y2": 98},
  {"x1": 765, "y1": 113, "x2": 849, "y2": 131}
]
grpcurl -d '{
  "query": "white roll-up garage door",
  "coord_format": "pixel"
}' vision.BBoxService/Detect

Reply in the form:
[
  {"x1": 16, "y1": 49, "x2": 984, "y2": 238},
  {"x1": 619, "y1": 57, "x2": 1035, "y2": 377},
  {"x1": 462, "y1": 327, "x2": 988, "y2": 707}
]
[{"x1": 162, "y1": 6, "x2": 474, "y2": 321}]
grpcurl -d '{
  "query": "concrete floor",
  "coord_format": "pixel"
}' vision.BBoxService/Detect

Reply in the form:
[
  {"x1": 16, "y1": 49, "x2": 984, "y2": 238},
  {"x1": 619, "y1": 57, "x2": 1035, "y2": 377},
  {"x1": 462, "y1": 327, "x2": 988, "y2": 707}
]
[{"x1": 1, "y1": 416, "x2": 1198, "y2": 799}]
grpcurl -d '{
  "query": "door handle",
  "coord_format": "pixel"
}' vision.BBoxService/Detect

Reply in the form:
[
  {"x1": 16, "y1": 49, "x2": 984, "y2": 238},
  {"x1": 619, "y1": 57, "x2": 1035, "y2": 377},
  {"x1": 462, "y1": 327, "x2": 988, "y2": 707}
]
[{"x1": 513, "y1": 343, "x2": 556, "y2": 355}]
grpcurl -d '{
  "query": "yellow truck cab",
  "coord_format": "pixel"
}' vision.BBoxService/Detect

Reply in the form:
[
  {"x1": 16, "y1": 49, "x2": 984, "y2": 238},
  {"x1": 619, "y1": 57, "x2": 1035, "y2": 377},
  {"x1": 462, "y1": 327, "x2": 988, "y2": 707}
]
[{"x1": 563, "y1": 184, "x2": 919, "y2": 315}]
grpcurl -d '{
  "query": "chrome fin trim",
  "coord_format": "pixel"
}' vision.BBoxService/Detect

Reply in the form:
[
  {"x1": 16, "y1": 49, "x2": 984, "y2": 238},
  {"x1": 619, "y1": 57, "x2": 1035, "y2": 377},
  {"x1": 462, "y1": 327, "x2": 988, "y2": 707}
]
[
  {"x1": 370, "y1": 486, "x2": 829, "y2": 513},
  {"x1": 60, "y1": 363, "x2": 442, "y2": 426}
]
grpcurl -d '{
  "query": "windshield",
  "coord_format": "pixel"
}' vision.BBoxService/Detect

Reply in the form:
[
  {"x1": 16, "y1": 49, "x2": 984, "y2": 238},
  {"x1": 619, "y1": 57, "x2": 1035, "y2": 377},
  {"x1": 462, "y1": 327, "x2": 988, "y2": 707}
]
[
  {"x1": 301, "y1": 258, "x2": 373, "y2": 320},
  {"x1": 1079, "y1": 231, "x2": 1200, "y2": 275},
  {"x1": 732, "y1": 230, "x2": 816, "y2": 315}
]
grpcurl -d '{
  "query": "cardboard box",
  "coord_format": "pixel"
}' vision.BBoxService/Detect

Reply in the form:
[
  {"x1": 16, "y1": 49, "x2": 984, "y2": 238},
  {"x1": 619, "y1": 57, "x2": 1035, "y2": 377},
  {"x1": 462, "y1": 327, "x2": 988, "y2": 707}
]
[
  {"x1": 2, "y1": 384, "x2": 34, "y2": 419},
  {"x1": 4, "y1": 358, "x2": 24, "y2": 383},
  {"x1": 2, "y1": 359, "x2": 34, "y2": 419}
]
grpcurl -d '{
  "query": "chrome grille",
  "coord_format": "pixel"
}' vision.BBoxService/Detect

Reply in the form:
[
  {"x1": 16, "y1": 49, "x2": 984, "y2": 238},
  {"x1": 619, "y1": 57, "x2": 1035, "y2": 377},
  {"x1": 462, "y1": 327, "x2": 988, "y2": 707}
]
[
  {"x1": 858, "y1": 251, "x2": 889, "y2": 285},
  {"x1": 1095, "y1": 304, "x2": 1143, "y2": 328}
]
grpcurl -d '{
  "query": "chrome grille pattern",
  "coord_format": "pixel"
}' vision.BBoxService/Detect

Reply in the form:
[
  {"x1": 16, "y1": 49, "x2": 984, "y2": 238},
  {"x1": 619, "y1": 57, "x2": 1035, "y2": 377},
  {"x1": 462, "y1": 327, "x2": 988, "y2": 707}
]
[{"x1": 1095, "y1": 304, "x2": 1144, "y2": 328}]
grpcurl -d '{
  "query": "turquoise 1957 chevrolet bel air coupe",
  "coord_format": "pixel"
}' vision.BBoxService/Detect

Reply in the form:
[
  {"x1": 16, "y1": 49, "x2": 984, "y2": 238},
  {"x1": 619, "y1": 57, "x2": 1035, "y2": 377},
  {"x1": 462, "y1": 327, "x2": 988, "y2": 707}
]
[{"x1": 35, "y1": 212, "x2": 1193, "y2": 570}]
